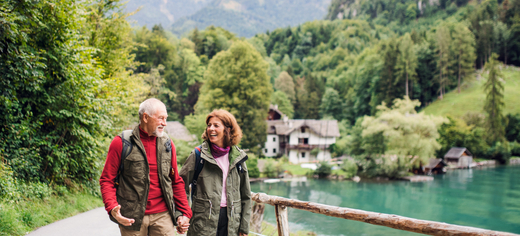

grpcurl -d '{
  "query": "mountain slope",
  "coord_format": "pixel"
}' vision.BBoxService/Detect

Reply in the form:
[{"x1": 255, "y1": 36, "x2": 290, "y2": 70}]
[
  {"x1": 170, "y1": 0, "x2": 331, "y2": 37},
  {"x1": 124, "y1": 0, "x2": 212, "y2": 28},
  {"x1": 422, "y1": 67, "x2": 520, "y2": 117}
]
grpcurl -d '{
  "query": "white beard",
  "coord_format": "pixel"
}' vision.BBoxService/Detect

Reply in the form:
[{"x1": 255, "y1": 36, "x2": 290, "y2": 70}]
[{"x1": 153, "y1": 126, "x2": 165, "y2": 137}]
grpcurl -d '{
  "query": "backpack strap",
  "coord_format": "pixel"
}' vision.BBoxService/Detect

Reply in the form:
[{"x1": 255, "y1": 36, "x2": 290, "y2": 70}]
[
  {"x1": 235, "y1": 155, "x2": 248, "y2": 174},
  {"x1": 190, "y1": 145, "x2": 204, "y2": 198},
  {"x1": 114, "y1": 130, "x2": 133, "y2": 188}
]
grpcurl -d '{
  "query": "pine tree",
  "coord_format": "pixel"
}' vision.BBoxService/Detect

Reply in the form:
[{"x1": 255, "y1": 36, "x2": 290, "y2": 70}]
[
  {"x1": 451, "y1": 23, "x2": 476, "y2": 93},
  {"x1": 395, "y1": 33, "x2": 418, "y2": 97},
  {"x1": 436, "y1": 25, "x2": 452, "y2": 99},
  {"x1": 274, "y1": 71, "x2": 296, "y2": 101},
  {"x1": 483, "y1": 53, "x2": 506, "y2": 143}
]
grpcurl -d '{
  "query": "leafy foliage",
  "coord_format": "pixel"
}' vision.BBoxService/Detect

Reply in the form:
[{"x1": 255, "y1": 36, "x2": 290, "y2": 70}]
[
  {"x1": 197, "y1": 41, "x2": 272, "y2": 149},
  {"x1": 360, "y1": 97, "x2": 447, "y2": 165}
]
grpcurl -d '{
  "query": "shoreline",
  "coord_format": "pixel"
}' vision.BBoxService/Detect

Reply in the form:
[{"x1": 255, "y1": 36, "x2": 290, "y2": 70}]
[{"x1": 251, "y1": 158, "x2": 520, "y2": 183}]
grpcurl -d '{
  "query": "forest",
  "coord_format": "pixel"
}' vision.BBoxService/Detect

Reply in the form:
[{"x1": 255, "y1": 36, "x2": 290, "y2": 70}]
[{"x1": 2, "y1": 0, "x2": 520, "y2": 203}]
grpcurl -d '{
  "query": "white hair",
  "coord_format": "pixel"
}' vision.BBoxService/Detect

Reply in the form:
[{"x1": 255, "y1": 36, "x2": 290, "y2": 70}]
[{"x1": 138, "y1": 98, "x2": 166, "y2": 123}]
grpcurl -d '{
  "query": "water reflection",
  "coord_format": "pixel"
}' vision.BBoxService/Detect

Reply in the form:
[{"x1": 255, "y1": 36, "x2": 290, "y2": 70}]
[{"x1": 250, "y1": 166, "x2": 520, "y2": 236}]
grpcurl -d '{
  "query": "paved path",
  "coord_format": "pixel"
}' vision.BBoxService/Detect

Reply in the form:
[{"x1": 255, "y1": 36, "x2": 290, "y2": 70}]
[{"x1": 27, "y1": 207, "x2": 120, "y2": 236}]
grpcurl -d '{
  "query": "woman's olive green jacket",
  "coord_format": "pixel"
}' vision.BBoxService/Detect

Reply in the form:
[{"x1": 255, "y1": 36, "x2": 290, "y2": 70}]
[{"x1": 179, "y1": 142, "x2": 251, "y2": 236}]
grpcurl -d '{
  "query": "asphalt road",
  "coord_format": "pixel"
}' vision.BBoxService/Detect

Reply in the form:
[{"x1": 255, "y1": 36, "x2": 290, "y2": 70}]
[{"x1": 27, "y1": 207, "x2": 120, "y2": 236}]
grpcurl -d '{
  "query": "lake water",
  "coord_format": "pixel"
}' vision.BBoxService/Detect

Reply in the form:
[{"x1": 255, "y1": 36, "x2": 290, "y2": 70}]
[{"x1": 250, "y1": 165, "x2": 520, "y2": 236}]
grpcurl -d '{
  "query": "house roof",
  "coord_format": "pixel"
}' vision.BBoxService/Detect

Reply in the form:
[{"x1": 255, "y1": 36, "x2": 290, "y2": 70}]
[
  {"x1": 269, "y1": 104, "x2": 285, "y2": 117},
  {"x1": 164, "y1": 121, "x2": 197, "y2": 142},
  {"x1": 266, "y1": 119, "x2": 340, "y2": 137},
  {"x1": 424, "y1": 158, "x2": 447, "y2": 169},
  {"x1": 444, "y1": 147, "x2": 472, "y2": 159}
]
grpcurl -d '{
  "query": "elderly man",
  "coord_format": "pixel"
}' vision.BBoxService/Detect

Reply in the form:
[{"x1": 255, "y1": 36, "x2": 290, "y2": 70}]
[{"x1": 100, "y1": 98, "x2": 191, "y2": 235}]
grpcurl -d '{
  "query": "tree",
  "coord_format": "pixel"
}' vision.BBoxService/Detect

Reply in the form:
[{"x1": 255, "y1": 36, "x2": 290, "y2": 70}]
[
  {"x1": 270, "y1": 91, "x2": 294, "y2": 118},
  {"x1": 451, "y1": 23, "x2": 476, "y2": 93},
  {"x1": 197, "y1": 41, "x2": 272, "y2": 149},
  {"x1": 435, "y1": 25, "x2": 452, "y2": 99},
  {"x1": 483, "y1": 53, "x2": 506, "y2": 144},
  {"x1": 132, "y1": 25, "x2": 176, "y2": 73},
  {"x1": 320, "y1": 88, "x2": 345, "y2": 121},
  {"x1": 0, "y1": 0, "x2": 115, "y2": 184},
  {"x1": 361, "y1": 97, "x2": 447, "y2": 163},
  {"x1": 437, "y1": 116, "x2": 488, "y2": 159},
  {"x1": 395, "y1": 33, "x2": 418, "y2": 97},
  {"x1": 274, "y1": 71, "x2": 296, "y2": 101}
]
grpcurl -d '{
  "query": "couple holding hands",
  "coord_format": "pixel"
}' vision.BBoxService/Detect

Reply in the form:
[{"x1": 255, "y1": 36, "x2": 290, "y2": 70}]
[{"x1": 100, "y1": 98, "x2": 251, "y2": 236}]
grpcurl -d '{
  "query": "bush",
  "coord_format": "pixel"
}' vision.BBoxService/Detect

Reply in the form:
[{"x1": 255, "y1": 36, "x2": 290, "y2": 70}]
[
  {"x1": 340, "y1": 158, "x2": 358, "y2": 179},
  {"x1": 246, "y1": 154, "x2": 260, "y2": 178},
  {"x1": 356, "y1": 155, "x2": 411, "y2": 179},
  {"x1": 314, "y1": 161, "x2": 332, "y2": 178},
  {"x1": 485, "y1": 142, "x2": 511, "y2": 164},
  {"x1": 510, "y1": 141, "x2": 520, "y2": 157},
  {"x1": 263, "y1": 158, "x2": 283, "y2": 178}
]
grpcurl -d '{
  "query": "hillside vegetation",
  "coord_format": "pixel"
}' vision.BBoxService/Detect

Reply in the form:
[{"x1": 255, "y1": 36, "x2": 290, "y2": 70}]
[{"x1": 423, "y1": 66, "x2": 520, "y2": 117}]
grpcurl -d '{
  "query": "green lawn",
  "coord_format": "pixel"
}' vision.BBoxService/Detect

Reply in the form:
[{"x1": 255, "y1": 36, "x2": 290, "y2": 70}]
[{"x1": 422, "y1": 66, "x2": 520, "y2": 117}]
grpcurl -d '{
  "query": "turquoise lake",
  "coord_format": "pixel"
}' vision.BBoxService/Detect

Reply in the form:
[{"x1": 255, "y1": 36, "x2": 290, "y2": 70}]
[{"x1": 249, "y1": 165, "x2": 520, "y2": 235}]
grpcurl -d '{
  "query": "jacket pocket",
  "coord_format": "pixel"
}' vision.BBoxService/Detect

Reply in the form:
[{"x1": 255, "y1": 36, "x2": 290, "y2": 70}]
[
  {"x1": 191, "y1": 198, "x2": 212, "y2": 235},
  {"x1": 125, "y1": 159, "x2": 145, "y2": 177}
]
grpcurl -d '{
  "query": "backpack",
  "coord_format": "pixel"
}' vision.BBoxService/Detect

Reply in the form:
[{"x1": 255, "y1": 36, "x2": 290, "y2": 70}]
[
  {"x1": 114, "y1": 130, "x2": 172, "y2": 188},
  {"x1": 189, "y1": 145, "x2": 248, "y2": 199}
]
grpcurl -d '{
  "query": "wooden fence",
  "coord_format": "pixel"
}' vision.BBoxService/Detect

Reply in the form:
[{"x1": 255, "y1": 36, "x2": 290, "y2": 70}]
[{"x1": 251, "y1": 192, "x2": 519, "y2": 236}]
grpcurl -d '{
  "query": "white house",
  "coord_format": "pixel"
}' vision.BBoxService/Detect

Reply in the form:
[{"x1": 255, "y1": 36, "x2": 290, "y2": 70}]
[{"x1": 264, "y1": 118, "x2": 340, "y2": 164}]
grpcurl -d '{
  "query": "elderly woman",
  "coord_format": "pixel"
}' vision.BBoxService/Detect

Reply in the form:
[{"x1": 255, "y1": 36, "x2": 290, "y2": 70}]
[{"x1": 180, "y1": 109, "x2": 251, "y2": 236}]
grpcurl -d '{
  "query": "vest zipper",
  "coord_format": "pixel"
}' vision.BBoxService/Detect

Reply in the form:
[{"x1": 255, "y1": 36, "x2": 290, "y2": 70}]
[{"x1": 209, "y1": 199, "x2": 212, "y2": 219}]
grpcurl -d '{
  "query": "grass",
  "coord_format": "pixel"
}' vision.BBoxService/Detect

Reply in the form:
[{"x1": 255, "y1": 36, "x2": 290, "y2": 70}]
[
  {"x1": 0, "y1": 192, "x2": 103, "y2": 236},
  {"x1": 281, "y1": 163, "x2": 312, "y2": 176},
  {"x1": 252, "y1": 221, "x2": 316, "y2": 236},
  {"x1": 422, "y1": 66, "x2": 520, "y2": 118}
]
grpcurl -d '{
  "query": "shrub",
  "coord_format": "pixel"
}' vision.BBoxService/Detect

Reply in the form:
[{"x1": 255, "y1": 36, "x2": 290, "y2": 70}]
[
  {"x1": 356, "y1": 155, "x2": 411, "y2": 179},
  {"x1": 340, "y1": 158, "x2": 358, "y2": 179},
  {"x1": 510, "y1": 141, "x2": 520, "y2": 157},
  {"x1": 485, "y1": 142, "x2": 511, "y2": 164},
  {"x1": 314, "y1": 161, "x2": 332, "y2": 178},
  {"x1": 263, "y1": 158, "x2": 283, "y2": 178},
  {"x1": 246, "y1": 154, "x2": 260, "y2": 178}
]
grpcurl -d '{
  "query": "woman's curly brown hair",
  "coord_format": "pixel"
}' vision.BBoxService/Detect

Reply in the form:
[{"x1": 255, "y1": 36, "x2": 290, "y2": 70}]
[{"x1": 201, "y1": 109, "x2": 243, "y2": 147}]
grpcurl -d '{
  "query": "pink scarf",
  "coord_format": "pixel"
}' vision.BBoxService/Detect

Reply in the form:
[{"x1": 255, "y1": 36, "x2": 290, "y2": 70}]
[{"x1": 210, "y1": 143, "x2": 230, "y2": 158}]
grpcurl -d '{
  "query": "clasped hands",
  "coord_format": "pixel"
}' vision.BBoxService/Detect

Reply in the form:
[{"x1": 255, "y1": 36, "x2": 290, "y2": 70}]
[{"x1": 111, "y1": 205, "x2": 191, "y2": 234}]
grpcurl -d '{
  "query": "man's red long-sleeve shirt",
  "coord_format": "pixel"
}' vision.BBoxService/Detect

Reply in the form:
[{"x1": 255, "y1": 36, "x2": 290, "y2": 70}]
[{"x1": 99, "y1": 128, "x2": 192, "y2": 219}]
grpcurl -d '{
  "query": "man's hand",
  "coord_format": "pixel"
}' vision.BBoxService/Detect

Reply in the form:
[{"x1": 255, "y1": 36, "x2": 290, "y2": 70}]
[
  {"x1": 239, "y1": 233, "x2": 248, "y2": 236},
  {"x1": 176, "y1": 216, "x2": 190, "y2": 234},
  {"x1": 111, "y1": 205, "x2": 135, "y2": 226}
]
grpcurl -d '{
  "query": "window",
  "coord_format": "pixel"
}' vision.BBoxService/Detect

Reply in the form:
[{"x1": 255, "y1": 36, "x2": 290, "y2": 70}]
[
  {"x1": 273, "y1": 148, "x2": 277, "y2": 153},
  {"x1": 264, "y1": 148, "x2": 268, "y2": 153},
  {"x1": 273, "y1": 137, "x2": 276, "y2": 142},
  {"x1": 301, "y1": 127, "x2": 306, "y2": 133},
  {"x1": 298, "y1": 138, "x2": 309, "y2": 144},
  {"x1": 301, "y1": 152, "x2": 306, "y2": 158}
]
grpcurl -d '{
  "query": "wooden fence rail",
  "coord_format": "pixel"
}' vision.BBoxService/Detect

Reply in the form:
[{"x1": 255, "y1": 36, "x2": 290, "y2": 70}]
[{"x1": 251, "y1": 192, "x2": 519, "y2": 236}]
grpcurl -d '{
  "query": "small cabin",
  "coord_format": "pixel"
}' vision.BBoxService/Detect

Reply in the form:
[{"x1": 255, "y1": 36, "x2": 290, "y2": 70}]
[
  {"x1": 444, "y1": 147, "x2": 473, "y2": 168},
  {"x1": 423, "y1": 158, "x2": 448, "y2": 175}
]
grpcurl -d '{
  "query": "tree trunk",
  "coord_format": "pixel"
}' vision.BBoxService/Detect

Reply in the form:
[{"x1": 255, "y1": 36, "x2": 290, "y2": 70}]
[
  {"x1": 458, "y1": 51, "x2": 462, "y2": 93},
  {"x1": 406, "y1": 72, "x2": 409, "y2": 97}
]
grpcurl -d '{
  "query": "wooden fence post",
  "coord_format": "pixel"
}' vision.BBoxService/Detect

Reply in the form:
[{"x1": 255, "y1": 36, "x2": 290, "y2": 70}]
[
  {"x1": 275, "y1": 204, "x2": 290, "y2": 236},
  {"x1": 251, "y1": 202, "x2": 265, "y2": 233}
]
